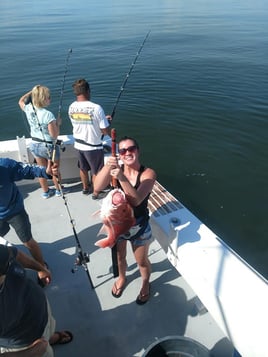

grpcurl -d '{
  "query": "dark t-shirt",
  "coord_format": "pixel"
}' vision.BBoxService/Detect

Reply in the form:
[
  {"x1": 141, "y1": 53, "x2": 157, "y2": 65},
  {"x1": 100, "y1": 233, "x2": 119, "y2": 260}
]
[{"x1": 0, "y1": 246, "x2": 48, "y2": 348}]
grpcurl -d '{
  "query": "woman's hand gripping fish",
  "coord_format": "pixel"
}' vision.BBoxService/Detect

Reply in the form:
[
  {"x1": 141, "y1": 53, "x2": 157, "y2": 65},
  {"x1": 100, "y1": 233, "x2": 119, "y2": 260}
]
[{"x1": 95, "y1": 188, "x2": 136, "y2": 248}]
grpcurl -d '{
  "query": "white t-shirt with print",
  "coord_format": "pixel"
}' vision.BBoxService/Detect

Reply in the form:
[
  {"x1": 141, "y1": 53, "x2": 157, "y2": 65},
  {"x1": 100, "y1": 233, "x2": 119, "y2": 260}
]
[{"x1": 68, "y1": 100, "x2": 109, "y2": 151}]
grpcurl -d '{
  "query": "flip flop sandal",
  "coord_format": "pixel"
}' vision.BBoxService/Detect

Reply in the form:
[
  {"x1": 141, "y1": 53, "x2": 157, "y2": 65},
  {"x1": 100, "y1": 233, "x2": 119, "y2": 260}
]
[
  {"x1": 136, "y1": 284, "x2": 151, "y2": 305},
  {"x1": 111, "y1": 281, "x2": 126, "y2": 298},
  {"x1": 50, "y1": 330, "x2": 73, "y2": 346}
]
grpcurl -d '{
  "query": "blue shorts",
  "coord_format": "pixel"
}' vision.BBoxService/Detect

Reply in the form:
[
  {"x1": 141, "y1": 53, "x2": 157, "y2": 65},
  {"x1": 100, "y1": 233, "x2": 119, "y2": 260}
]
[
  {"x1": 118, "y1": 220, "x2": 153, "y2": 247},
  {"x1": 0, "y1": 209, "x2": 32, "y2": 243},
  {"x1": 77, "y1": 149, "x2": 104, "y2": 175},
  {"x1": 30, "y1": 142, "x2": 60, "y2": 161}
]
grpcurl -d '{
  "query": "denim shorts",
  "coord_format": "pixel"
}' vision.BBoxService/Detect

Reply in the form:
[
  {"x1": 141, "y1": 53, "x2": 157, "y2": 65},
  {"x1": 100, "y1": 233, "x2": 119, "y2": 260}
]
[
  {"x1": 118, "y1": 220, "x2": 153, "y2": 247},
  {"x1": 0, "y1": 209, "x2": 32, "y2": 243},
  {"x1": 30, "y1": 142, "x2": 60, "y2": 161}
]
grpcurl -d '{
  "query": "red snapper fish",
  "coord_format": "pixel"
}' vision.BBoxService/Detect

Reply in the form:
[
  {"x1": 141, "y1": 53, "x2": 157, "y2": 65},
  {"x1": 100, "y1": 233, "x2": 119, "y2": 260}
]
[{"x1": 95, "y1": 188, "x2": 136, "y2": 248}]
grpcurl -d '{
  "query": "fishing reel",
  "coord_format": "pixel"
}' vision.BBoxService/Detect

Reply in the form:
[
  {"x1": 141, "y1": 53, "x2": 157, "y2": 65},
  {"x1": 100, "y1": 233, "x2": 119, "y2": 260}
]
[
  {"x1": 56, "y1": 139, "x2": 66, "y2": 152},
  {"x1": 71, "y1": 250, "x2": 90, "y2": 273}
]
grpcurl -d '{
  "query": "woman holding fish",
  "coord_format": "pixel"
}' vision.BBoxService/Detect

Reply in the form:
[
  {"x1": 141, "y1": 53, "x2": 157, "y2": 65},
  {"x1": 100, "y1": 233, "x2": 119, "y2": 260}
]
[{"x1": 94, "y1": 136, "x2": 156, "y2": 305}]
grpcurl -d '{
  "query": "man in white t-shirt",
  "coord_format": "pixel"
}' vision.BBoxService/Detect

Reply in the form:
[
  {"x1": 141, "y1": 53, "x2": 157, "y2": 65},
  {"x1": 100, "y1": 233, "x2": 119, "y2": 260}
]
[{"x1": 68, "y1": 79, "x2": 111, "y2": 199}]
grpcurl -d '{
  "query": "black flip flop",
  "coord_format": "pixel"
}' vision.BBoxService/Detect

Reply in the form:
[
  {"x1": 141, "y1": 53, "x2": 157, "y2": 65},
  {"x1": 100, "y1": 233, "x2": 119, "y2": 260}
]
[
  {"x1": 136, "y1": 284, "x2": 151, "y2": 305},
  {"x1": 111, "y1": 281, "x2": 126, "y2": 298},
  {"x1": 50, "y1": 330, "x2": 73, "y2": 346}
]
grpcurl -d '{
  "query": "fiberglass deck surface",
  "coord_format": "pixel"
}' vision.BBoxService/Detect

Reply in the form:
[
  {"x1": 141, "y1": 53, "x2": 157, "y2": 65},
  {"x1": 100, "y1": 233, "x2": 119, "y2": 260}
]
[{"x1": 4, "y1": 180, "x2": 234, "y2": 357}]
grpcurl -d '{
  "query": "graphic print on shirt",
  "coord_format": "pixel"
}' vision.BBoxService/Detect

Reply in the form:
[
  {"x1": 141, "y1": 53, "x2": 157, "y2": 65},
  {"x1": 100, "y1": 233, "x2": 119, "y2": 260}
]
[{"x1": 69, "y1": 107, "x2": 94, "y2": 125}]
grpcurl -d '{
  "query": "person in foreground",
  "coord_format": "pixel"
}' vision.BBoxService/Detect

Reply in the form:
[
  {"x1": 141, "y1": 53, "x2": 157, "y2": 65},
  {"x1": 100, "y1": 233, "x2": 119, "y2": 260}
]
[
  {"x1": 68, "y1": 78, "x2": 111, "y2": 199},
  {"x1": 18, "y1": 85, "x2": 63, "y2": 199},
  {"x1": 94, "y1": 136, "x2": 156, "y2": 304},
  {"x1": 0, "y1": 157, "x2": 57, "y2": 273},
  {"x1": 0, "y1": 245, "x2": 73, "y2": 356}
]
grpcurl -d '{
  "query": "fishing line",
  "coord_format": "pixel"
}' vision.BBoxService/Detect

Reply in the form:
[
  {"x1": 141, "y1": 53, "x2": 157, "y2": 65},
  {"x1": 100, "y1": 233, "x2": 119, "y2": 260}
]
[
  {"x1": 57, "y1": 48, "x2": 72, "y2": 120},
  {"x1": 110, "y1": 30, "x2": 151, "y2": 120}
]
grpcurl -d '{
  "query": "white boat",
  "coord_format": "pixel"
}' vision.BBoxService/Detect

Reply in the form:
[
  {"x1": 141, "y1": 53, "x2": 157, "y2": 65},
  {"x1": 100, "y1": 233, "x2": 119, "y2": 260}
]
[{"x1": 0, "y1": 135, "x2": 267, "y2": 357}]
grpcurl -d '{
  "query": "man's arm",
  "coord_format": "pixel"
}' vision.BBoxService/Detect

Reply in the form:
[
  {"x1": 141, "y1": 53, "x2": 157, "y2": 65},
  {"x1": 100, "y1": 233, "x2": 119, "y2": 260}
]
[
  {"x1": 9, "y1": 159, "x2": 58, "y2": 181},
  {"x1": 15, "y1": 248, "x2": 51, "y2": 285}
]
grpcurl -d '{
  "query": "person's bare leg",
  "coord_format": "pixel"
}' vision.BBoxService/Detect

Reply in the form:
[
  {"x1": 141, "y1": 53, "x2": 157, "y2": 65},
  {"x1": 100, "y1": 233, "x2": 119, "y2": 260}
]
[
  {"x1": 52, "y1": 159, "x2": 60, "y2": 191},
  {"x1": 35, "y1": 157, "x2": 49, "y2": 192},
  {"x1": 133, "y1": 242, "x2": 151, "y2": 298},
  {"x1": 80, "y1": 169, "x2": 90, "y2": 191},
  {"x1": 91, "y1": 174, "x2": 100, "y2": 196}
]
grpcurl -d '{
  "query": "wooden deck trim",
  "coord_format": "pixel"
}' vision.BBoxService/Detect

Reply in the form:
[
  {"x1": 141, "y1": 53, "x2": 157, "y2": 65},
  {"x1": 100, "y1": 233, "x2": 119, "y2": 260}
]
[{"x1": 148, "y1": 180, "x2": 182, "y2": 216}]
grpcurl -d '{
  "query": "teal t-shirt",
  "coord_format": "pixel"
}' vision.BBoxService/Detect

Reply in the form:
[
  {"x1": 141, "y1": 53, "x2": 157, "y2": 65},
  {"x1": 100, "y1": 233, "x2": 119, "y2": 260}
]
[{"x1": 24, "y1": 104, "x2": 56, "y2": 142}]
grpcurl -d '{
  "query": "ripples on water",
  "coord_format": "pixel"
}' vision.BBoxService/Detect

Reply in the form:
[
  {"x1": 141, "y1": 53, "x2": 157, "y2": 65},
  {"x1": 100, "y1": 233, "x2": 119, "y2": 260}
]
[{"x1": 0, "y1": 0, "x2": 267, "y2": 278}]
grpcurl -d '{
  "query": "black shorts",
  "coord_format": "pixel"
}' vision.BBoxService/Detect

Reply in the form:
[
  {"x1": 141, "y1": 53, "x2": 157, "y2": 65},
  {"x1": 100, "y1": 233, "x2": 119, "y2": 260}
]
[
  {"x1": 77, "y1": 149, "x2": 104, "y2": 175},
  {"x1": 0, "y1": 209, "x2": 32, "y2": 243}
]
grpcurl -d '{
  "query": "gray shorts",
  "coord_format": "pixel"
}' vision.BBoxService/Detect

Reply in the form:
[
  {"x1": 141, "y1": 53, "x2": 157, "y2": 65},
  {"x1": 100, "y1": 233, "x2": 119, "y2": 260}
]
[
  {"x1": 30, "y1": 142, "x2": 60, "y2": 161},
  {"x1": 0, "y1": 209, "x2": 32, "y2": 243},
  {"x1": 77, "y1": 149, "x2": 104, "y2": 175}
]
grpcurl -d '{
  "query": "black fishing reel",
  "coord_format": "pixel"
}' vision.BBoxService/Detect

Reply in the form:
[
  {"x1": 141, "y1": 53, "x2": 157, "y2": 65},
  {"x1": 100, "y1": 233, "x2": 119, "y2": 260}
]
[
  {"x1": 71, "y1": 251, "x2": 90, "y2": 273},
  {"x1": 56, "y1": 139, "x2": 66, "y2": 152}
]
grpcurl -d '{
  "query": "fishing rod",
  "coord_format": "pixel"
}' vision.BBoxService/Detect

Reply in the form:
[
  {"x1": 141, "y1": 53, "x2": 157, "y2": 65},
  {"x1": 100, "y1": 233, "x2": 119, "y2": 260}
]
[
  {"x1": 110, "y1": 128, "x2": 119, "y2": 278},
  {"x1": 20, "y1": 49, "x2": 72, "y2": 142},
  {"x1": 51, "y1": 147, "x2": 94, "y2": 288},
  {"x1": 28, "y1": 67, "x2": 94, "y2": 289},
  {"x1": 110, "y1": 30, "x2": 151, "y2": 120},
  {"x1": 107, "y1": 31, "x2": 151, "y2": 274},
  {"x1": 53, "y1": 49, "x2": 94, "y2": 288},
  {"x1": 63, "y1": 188, "x2": 94, "y2": 289},
  {"x1": 57, "y1": 48, "x2": 72, "y2": 120}
]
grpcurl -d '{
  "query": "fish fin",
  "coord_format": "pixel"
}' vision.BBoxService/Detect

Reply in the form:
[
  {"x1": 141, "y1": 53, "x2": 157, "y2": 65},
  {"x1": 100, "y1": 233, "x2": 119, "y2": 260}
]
[
  {"x1": 97, "y1": 224, "x2": 108, "y2": 236},
  {"x1": 95, "y1": 237, "x2": 114, "y2": 249}
]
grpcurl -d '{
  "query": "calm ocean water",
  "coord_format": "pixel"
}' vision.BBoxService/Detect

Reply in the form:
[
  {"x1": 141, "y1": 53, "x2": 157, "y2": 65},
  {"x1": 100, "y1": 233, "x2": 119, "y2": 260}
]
[{"x1": 0, "y1": 0, "x2": 267, "y2": 278}]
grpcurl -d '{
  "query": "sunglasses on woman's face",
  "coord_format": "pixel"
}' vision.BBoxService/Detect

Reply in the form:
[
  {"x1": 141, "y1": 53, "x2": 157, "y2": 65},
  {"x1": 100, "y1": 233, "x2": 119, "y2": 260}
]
[{"x1": 118, "y1": 145, "x2": 137, "y2": 155}]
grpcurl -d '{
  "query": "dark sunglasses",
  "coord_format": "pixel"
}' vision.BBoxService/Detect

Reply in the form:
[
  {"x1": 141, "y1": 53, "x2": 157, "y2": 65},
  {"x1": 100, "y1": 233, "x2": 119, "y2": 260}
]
[{"x1": 118, "y1": 145, "x2": 137, "y2": 155}]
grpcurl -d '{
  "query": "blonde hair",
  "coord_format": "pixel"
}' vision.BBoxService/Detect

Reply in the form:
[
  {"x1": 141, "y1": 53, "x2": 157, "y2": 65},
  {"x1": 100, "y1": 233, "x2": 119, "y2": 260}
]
[{"x1": 31, "y1": 85, "x2": 50, "y2": 108}]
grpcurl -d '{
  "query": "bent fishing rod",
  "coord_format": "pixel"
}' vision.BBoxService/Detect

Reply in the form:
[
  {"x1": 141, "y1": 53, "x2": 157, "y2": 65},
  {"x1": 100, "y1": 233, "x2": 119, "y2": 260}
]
[{"x1": 110, "y1": 30, "x2": 151, "y2": 120}]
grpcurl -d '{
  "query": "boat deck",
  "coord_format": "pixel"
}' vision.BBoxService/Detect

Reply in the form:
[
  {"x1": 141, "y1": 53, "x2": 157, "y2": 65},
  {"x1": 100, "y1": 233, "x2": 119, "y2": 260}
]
[{"x1": 3, "y1": 179, "x2": 234, "y2": 357}]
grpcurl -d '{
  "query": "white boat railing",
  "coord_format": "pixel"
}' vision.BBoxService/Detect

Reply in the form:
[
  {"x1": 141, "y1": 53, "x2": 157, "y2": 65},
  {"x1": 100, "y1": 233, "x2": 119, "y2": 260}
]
[{"x1": 148, "y1": 181, "x2": 268, "y2": 357}]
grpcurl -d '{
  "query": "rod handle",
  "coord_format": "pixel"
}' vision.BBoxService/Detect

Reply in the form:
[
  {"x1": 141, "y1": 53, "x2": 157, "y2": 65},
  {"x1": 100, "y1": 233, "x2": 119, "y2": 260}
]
[{"x1": 111, "y1": 128, "x2": 117, "y2": 188}]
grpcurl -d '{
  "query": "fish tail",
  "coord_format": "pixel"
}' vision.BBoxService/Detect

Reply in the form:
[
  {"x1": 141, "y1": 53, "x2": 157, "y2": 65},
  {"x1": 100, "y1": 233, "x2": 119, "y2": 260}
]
[{"x1": 95, "y1": 237, "x2": 115, "y2": 249}]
